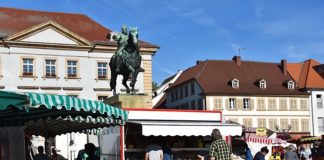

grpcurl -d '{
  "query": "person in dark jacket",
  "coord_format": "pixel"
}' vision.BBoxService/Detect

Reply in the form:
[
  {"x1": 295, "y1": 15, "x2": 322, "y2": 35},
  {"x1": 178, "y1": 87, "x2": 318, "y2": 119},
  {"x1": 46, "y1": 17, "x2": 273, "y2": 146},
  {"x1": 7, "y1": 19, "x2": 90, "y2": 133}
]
[
  {"x1": 253, "y1": 146, "x2": 269, "y2": 160},
  {"x1": 244, "y1": 143, "x2": 253, "y2": 160}
]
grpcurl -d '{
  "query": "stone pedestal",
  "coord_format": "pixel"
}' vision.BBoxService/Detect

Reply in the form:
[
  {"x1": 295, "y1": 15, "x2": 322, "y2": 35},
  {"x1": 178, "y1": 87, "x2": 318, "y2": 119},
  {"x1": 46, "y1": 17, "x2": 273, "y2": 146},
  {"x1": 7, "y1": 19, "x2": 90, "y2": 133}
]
[{"x1": 105, "y1": 94, "x2": 152, "y2": 109}]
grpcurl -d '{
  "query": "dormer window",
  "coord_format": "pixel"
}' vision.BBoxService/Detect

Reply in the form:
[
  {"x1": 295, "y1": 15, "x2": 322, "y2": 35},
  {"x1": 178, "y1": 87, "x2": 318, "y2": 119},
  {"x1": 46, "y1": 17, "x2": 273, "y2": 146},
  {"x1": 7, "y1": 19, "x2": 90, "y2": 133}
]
[
  {"x1": 259, "y1": 79, "x2": 267, "y2": 89},
  {"x1": 287, "y1": 80, "x2": 295, "y2": 89},
  {"x1": 231, "y1": 79, "x2": 239, "y2": 88}
]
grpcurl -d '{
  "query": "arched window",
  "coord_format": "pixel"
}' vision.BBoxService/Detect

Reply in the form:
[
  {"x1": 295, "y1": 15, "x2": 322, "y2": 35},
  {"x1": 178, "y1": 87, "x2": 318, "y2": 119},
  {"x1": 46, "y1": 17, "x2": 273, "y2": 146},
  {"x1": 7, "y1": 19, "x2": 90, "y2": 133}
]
[
  {"x1": 259, "y1": 79, "x2": 267, "y2": 89},
  {"x1": 288, "y1": 80, "x2": 295, "y2": 89},
  {"x1": 232, "y1": 79, "x2": 239, "y2": 88}
]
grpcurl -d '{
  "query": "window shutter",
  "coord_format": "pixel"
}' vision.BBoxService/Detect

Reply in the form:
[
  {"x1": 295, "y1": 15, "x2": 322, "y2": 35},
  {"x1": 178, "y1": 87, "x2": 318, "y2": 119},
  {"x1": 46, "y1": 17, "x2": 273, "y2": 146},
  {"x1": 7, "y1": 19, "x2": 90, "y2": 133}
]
[
  {"x1": 250, "y1": 98, "x2": 254, "y2": 110},
  {"x1": 225, "y1": 98, "x2": 229, "y2": 110}
]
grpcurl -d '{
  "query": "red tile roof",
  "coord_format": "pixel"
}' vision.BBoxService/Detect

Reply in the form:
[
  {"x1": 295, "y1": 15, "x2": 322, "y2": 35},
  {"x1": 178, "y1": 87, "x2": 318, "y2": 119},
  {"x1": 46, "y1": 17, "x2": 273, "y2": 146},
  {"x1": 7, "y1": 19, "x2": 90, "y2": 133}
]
[
  {"x1": 171, "y1": 58, "x2": 308, "y2": 95},
  {"x1": 287, "y1": 59, "x2": 324, "y2": 89},
  {"x1": 0, "y1": 7, "x2": 158, "y2": 47}
]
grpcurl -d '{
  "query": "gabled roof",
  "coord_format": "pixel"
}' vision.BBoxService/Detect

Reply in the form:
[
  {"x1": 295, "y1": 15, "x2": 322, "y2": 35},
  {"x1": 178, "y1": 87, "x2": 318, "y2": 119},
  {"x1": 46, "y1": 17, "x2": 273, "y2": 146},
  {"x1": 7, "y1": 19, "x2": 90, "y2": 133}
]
[
  {"x1": 171, "y1": 58, "x2": 308, "y2": 95},
  {"x1": 287, "y1": 59, "x2": 324, "y2": 89},
  {"x1": 0, "y1": 7, "x2": 158, "y2": 48}
]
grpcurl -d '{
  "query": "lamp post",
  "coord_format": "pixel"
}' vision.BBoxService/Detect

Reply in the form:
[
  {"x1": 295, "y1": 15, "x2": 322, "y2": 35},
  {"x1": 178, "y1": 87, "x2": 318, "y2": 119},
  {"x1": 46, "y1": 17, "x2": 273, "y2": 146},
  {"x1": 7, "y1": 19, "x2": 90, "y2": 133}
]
[{"x1": 275, "y1": 125, "x2": 292, "y2": 140}]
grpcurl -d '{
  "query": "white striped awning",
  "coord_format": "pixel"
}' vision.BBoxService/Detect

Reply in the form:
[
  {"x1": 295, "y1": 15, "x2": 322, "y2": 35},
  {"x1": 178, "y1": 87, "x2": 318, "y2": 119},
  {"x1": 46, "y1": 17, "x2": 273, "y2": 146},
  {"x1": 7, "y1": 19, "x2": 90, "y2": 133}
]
[{"x1": 0, "y1": 91, "x2": 128, "y2": 136}]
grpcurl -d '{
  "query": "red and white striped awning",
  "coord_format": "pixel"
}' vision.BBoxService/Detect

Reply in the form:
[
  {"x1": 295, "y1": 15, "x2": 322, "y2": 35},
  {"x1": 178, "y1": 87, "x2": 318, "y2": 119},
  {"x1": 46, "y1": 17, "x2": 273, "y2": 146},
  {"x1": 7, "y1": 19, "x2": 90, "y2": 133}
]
[{"x1": 246, "y1": 137, "x2": 287, "y2": 144}]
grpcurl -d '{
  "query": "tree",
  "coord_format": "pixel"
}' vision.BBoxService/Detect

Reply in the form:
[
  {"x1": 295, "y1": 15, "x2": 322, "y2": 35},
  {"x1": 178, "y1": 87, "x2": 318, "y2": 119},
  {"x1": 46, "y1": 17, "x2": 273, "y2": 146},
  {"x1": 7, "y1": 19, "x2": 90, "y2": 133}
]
[{"x1": 152, "y1": 81, "x2": 159, "y2": 92}]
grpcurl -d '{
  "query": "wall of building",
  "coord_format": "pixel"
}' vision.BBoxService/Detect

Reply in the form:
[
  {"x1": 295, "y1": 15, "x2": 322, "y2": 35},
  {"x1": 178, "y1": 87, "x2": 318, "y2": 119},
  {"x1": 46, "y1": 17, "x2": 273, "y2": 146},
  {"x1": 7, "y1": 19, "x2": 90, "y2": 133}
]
[
  {"x1": 310, "y1": 90, "x2": 324, "y2": 136},
  {"x1": 205, "y1": 96, "x2": 310, "y2": 133},
  {"x1": 165, "y1": 80, "x2": 205, "y2": 110}
]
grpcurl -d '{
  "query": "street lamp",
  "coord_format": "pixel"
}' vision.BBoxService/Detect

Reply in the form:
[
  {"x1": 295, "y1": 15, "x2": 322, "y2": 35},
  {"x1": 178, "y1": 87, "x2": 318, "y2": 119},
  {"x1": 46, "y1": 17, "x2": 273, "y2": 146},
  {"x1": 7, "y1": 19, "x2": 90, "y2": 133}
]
[{"x1": 275, "y1": 125, "x2": 292, "y2": 140}]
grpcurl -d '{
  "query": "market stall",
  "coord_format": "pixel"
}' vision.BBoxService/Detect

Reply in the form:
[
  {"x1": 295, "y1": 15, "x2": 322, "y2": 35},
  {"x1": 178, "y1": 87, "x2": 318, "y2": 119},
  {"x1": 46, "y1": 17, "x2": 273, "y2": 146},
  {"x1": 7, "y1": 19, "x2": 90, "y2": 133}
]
[
  {"x1": 100, "y1": 109, "x2": 242, "y2": 160},
  {"x1": 0, "y1": 91, "x2": 128, "y2": 160}
]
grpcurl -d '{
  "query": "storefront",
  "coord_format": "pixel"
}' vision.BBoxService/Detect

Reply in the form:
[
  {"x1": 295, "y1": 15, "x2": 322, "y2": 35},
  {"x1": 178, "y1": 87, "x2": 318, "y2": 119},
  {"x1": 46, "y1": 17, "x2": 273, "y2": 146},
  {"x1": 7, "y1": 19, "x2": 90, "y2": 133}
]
[
  {"x1": 0, "y1": 91, "x2": 128, "y2": 160},
  {"x1": 100, "y1": 109, "x2": 242, "y2": 160}
]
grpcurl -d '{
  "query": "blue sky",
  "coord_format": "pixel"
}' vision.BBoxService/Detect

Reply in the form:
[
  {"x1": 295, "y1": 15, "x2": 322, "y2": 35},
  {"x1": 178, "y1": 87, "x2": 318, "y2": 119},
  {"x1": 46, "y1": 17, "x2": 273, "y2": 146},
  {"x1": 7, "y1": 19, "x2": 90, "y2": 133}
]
[{"x1": 1, "y1": 0, "x2": 324, "y2": 84}]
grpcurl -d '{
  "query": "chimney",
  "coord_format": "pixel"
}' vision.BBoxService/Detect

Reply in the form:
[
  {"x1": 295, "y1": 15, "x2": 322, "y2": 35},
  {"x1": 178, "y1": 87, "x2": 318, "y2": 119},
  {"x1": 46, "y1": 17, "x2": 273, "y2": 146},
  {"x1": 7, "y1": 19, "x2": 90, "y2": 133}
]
[
  {"x1": 232, "y1": 56, "x2": 241, "y2": 66},
  {"x1": 196, "y1": 60, "x2": 203, "y2": 65},
  {"x1": 281, "y1": 59, "x2": 287, "y2": 76}
]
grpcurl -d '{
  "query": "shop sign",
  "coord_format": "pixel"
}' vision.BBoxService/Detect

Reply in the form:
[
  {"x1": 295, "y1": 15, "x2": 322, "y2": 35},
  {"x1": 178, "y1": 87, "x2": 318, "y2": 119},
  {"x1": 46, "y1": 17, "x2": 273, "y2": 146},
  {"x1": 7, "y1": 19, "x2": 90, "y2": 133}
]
[{"x1": 256, "y1": 127, "x2": 267, "y2": 136}]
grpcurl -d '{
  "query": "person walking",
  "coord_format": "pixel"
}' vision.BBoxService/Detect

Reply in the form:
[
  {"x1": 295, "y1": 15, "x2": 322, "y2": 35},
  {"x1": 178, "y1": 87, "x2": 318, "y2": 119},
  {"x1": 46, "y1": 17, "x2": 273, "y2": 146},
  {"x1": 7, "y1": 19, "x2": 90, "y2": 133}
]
[
  {"x1": 34, "y1": 146, "x2": 49, "y2": 160},
  {"x1": 244, "y1": 143, "x2": 253, "y2": 160},
  {"x1": 208, "y1": 128, "x2": 231, "y2": 160},
  {"x1": 285, "y1": 145, "x2": 299, "y2": 160},
  {"x1": 144, "y1": 143, "x2": 163, "y2": 160},
  {"x1": 253, "y1": 146, "x2": 269, "y2": 160}
]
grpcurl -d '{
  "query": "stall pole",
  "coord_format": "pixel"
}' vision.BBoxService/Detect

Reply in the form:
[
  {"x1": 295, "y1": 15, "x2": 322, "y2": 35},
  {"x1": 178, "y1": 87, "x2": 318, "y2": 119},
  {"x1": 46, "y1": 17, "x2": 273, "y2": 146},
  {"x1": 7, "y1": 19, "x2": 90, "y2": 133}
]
[{"x1": 120, "y1": 126, "x2": 124, "y2": 160}]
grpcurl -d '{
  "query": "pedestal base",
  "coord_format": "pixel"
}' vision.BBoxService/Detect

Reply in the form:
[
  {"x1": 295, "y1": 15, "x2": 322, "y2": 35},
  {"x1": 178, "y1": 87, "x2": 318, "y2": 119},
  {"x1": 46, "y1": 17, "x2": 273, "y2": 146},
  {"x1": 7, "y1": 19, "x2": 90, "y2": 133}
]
[{"x1": 105, "y1": 94, "x2": 152, "y2": 109}]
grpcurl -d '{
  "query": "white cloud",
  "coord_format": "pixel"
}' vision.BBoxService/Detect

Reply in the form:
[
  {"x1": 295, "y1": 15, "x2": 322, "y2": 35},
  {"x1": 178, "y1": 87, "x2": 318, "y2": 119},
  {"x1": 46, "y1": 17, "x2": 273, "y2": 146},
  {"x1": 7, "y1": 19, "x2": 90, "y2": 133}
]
[{"x1": 159, "y1": 67, "x2": 175, "y2": 76}]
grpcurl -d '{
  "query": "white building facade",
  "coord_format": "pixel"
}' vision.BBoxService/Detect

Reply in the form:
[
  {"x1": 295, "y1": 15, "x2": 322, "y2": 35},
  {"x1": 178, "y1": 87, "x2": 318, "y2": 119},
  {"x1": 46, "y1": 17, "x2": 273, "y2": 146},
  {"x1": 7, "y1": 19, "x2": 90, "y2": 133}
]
[
  {"x1": 0, "y1": 7, "x2": 158, "y2": 159},
  {"x1": 165, "y1": 57, "x2": 311, "y2": 138}
]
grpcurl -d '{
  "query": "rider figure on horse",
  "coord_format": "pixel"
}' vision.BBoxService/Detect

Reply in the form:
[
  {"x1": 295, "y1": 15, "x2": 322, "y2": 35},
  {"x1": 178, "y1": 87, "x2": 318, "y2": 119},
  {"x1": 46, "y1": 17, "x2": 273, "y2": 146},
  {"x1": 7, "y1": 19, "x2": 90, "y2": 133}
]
[{"x1": 113, "y1": 25, "x2": 129, "y2": 72}]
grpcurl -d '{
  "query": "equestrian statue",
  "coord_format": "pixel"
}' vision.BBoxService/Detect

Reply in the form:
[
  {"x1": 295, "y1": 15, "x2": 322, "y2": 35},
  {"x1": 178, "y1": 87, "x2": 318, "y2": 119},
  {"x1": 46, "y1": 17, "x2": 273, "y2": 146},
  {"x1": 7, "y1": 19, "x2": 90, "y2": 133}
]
[{"x1": 108, "y1": 25, "x2": 144, "y2": 94}]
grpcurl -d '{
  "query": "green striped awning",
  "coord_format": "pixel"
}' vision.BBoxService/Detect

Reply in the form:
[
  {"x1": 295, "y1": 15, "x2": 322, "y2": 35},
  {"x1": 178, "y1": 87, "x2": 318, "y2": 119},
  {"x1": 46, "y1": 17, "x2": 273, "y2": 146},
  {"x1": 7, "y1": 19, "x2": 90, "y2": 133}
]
[{"x1": 0, "y1": 91, "x2": 128, "y2": 137}]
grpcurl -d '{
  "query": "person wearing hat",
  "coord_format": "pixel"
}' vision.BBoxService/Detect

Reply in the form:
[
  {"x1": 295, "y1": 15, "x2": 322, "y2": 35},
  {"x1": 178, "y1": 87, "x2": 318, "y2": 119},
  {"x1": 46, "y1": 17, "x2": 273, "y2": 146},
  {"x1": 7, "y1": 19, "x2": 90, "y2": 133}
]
[
  {"x1": 208, "y1": 128, "x2": 231, "y2": 160},
  {"x1": 284, "y1": 145, "x2": 299, "y2": 160}
]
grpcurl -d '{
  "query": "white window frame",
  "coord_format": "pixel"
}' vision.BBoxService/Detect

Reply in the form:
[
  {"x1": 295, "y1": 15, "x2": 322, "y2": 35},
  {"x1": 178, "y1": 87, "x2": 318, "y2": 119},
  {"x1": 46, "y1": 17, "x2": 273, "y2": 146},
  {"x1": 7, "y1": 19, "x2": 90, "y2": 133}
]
[
  {"x1": 243, "y1": 98, "x2": 250, "y2": 110},
  {"x1": 317, "y1": 94, "x2": 323, "y2": 109},
  {"x1": 288, "y1": 81, "x2": 295, "y2": 89},
  {"x1": 259, "y1": 80, "x2": 266, "y2": 89},
  {"x1": 97, "y1": 62, "x2": 108, "y2": 79},
  {"x1": 66, "y1": 60, "x2": 78, "y2": 78},
  {"x1": 22, "y1": 58, "x2": 34, "y2": 76},
  {"x1": 232, "y1": 79, "x2": 239, "y2": 88},
  {"x1": 318, "y1": 117, "x2": 324, "y2": 133},
  {"x1": 229, "y1": 98, "x2": 236, "y2": 110},
  {"x1": 45, "y1": 59, "x2": 56, "y2": 77}
]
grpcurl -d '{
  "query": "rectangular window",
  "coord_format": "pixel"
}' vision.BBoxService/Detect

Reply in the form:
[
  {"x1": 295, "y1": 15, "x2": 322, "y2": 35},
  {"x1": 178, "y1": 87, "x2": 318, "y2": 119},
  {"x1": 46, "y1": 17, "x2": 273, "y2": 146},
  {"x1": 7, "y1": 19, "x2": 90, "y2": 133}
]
[
  {"x1": 190, "y1": 82, "x2": 195, "y2": 95},
  {"x1": 258, "y1": 118, "x2": 266, "y2": 128},
  {"x1": 279, "y1": 99, "x2": 287, "y2": 110},
  {"x1": 290, "y1": 119, "x2": 299, "y2": 132},
  {"x1": 290, "y1": 99, "x2": 298, "y2": 110},
  {"x1": 229, "y1": 98, "x2": 236, "y2": 110},
  {"x1": 243, "y1": 118, "x2": 252, "y2": 128},
  {"x1": 184, "y1": 85, "x2": 188, "y2": 97},
  {"x1": 180, "y1": 86, "x2": 183, "y2": 99},
  {"x1": 318, "y1": 117, "x2": 324, "y2": 132},
  {"x1": 67, "y1": 60, "x2": 77, "y2": 77},
  {"x1": 268, "y1": 98, "x2": 277, "y2": 110},
  {"x1": 317, "y1": 95, "x2": 323, "y2": 109},
  {"x1": 301, "y1": 119, "x2": 309, "y2": 132},
  {"x1": 191, "y1": 100, "x2": 196, "y2": 110},
  {"x1": 243, "y1": 98, "x2": 251, "y2": 110},
  {"x1": 67, "y1": 94, "x2": 78, "y2": 98},
  {"x1": 280, "y1": 119, "x2": 289, "y2": 130},
  {"x1": 97, "y1": 62, "x2": 107, "y2": 79},
  {"x1": 214, "y1": 98, "x2": 222, "y2": 110},
  {"x1": 175, "y1": 88, "x2": 178, "y2": 100},
  {"x1": 23, "y1": 58, "x2": 34, "y2": 76},
  {"x1": 257, "y1": 98, "x2": 266, "y2": 110},
  {"x1": 300, "y1": 99, "x2": 308, "y2": 110},
  {"x1": 198, "y1": 98, "x2": 204, "y2": 110},
  {"x1": 45, "y1": 59, "x2": 56, "y2": 77},
  {"x1": 171, "y1": 91, "x2": 175, "y2": 102},
  {"x1": 269, "y1": 119, "x2": 277, "y2": 131}
]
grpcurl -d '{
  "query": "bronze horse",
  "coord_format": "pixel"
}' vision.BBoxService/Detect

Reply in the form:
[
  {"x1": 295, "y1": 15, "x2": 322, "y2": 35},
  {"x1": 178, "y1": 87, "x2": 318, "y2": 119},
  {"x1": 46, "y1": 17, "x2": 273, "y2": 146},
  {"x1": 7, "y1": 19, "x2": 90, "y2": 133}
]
[{"x1": 109, "y1": 28, "x2": 144, "y2": 94}]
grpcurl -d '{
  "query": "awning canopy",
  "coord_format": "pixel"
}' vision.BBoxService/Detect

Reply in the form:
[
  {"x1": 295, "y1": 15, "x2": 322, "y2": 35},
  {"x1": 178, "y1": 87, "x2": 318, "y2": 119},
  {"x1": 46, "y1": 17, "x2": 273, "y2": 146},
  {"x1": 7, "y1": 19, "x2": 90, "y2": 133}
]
[
  {"x1": 129, "y1": 120, "x2": 243, "y2": 136},
  {"x1": 126, "y1": 109, "x2": 242, "y2": 137},
  {"x1": 0, "y1": 91, "x2": 128, "y2": 137}
]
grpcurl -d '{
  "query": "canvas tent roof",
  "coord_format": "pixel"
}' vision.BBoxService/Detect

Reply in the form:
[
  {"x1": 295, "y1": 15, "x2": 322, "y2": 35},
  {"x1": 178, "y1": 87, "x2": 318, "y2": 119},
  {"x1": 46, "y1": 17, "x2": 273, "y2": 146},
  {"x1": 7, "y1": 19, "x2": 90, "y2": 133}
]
[{"x1": 0, "y1": 91, "x2": 128, "y2": 137}]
